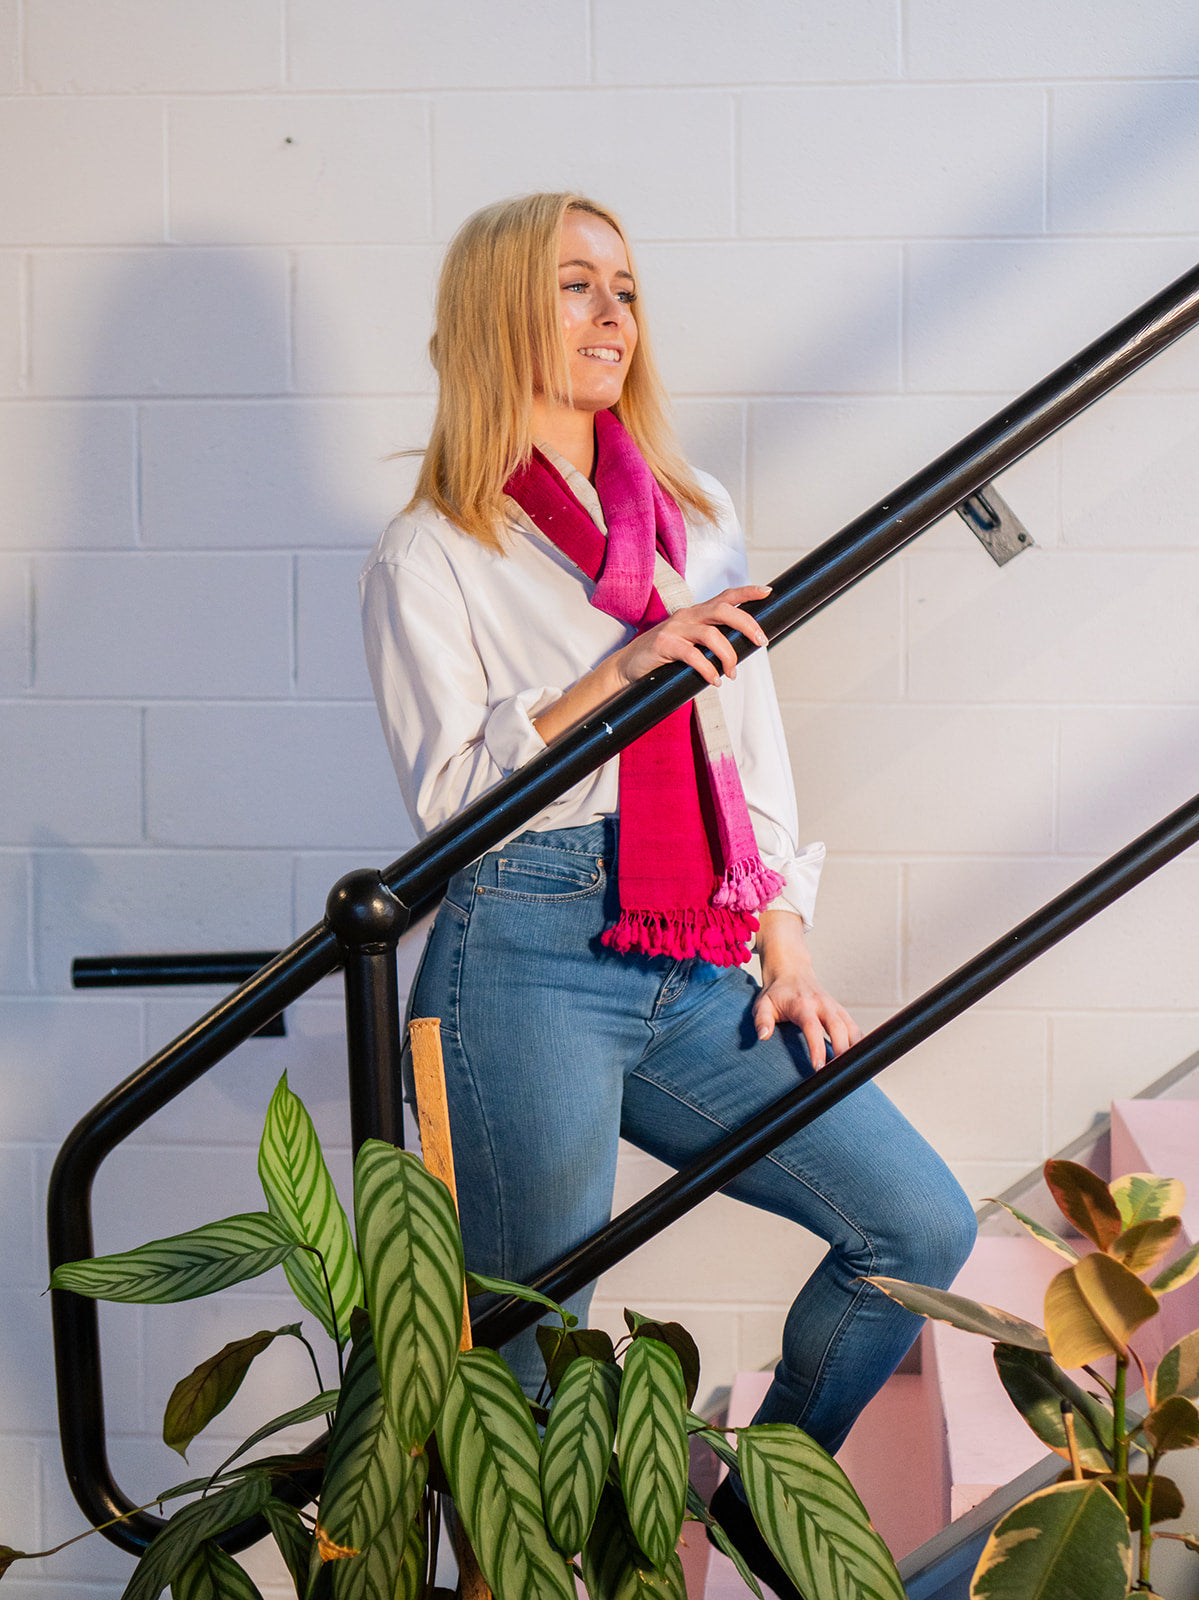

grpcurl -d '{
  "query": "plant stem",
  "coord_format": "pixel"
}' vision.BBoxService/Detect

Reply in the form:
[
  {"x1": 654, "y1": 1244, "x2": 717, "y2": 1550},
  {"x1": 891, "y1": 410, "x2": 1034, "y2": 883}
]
[
  {"x1": 1138, "y1": 1460, "x2": 1156, "y2": 1590},
  {"x1": 1114, "y1": 1356, "x2": 1129, "y2": 1516}
]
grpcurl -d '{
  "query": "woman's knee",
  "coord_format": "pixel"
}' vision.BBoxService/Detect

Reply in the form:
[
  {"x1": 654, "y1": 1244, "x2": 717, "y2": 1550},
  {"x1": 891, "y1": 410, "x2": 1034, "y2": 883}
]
[{"x1": 897, "y1": 1174, "x2": 977, "y2": 1288}]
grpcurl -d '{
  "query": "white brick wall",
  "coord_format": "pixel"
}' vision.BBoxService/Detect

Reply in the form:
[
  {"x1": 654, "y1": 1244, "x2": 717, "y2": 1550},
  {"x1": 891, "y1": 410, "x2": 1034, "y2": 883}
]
[{"x1": 3, "y1": 3, "x2": 1198, "y2": 1586}]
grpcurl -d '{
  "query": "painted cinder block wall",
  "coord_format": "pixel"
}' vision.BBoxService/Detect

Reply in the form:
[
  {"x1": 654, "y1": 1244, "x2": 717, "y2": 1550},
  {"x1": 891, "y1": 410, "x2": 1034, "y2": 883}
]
[{"x1": 2, "y1": 2, "x2": 1198, "y2": 1590}]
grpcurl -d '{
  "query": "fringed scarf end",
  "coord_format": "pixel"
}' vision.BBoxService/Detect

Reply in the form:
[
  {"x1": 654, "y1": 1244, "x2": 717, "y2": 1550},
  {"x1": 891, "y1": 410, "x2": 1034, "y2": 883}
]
[
  {"x1": 601, "y1": 905, "x2": 758, "y2": 968},
  {"x1": 711, "y1": 857, "x2": 787, "y2": 912}
]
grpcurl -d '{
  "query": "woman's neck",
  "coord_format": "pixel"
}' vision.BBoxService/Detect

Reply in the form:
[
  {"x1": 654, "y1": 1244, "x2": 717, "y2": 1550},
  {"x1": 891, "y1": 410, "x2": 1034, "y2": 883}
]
[{"x1": 530, "y1": 402, "x2": 597, "y2": 479}]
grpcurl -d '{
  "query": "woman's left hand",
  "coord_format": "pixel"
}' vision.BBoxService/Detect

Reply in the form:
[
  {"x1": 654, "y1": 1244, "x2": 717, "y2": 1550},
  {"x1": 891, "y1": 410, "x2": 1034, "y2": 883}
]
[{"x1": 752, "y1": 909, "x2": 862, "y2": 1070}]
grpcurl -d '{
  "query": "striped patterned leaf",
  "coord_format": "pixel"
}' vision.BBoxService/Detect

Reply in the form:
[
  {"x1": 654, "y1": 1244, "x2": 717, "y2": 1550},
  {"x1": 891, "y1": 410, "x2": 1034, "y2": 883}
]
[
  {"x1": 739, "y1": 1425, "x2": 905, "y2": 1600},
  {"x1": 51, "y1": 1214, "x2": 299, "y2": 1305},
  {"x1": 210, "y1": 1390, "x2": 340, "y2": 1481},
  {"x1": 354, "y1": 1142, "x2": 463, "y2": 1450},
  {"x1": 580, "y1": 1483, "x2": 687, "y2": 1600},
  {"x1": 169, "y1": 1542, "x2": 264, "y2": 1600},
  {"x1": 539, "y1": 1357, "x2": 620, "y2": 1554},
  {"x1": 126, "y1": 1476, "x2": 272, "y2": 1600},
  {"x1": 262, "y1": 1499, "x2": 313, "y2": 1595},
  {"x1": 330, "y1": 1495, "x2": 427, "y2": 1600},
  {"x1": 259, "y1": 1073, "x2": 363, "y2": 1346},
  {"x1": 615, "y1": 1336, "x2": 688, "y2": 1570},
  {"x1": 466, "y1": 1271, "x2": 575, "y2": 1325},
  {"x1": 436, "y1": 1347, "x2": 575, "y2": 1600},
  {"x1": 317, "y1": 1320, "x2": 420, "y2": 1557}
]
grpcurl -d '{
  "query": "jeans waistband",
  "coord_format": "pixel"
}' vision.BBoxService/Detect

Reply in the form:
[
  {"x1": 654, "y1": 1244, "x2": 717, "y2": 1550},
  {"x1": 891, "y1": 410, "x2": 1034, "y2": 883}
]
[{"x1": 506, "y1": 817, "x2": 617, "y2": 863}]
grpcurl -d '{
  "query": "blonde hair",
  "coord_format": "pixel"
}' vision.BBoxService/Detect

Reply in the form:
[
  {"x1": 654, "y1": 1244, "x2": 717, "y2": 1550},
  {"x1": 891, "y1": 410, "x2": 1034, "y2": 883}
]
[{"x1": 407, "y1": 191, "x2": 718, "y2": 550}]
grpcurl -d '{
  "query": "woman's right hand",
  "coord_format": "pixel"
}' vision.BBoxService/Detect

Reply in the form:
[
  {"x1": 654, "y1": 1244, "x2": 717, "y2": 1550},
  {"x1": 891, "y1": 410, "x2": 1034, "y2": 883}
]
[{"x1": 615, "y1": 585, "x2": 771, "y2": 688}]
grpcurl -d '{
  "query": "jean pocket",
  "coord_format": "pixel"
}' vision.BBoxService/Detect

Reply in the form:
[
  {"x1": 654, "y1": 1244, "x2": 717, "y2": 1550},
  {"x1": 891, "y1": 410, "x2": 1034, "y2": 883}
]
[{"x1": 490, "y1": 850, "x2": 605, "y2": 902}]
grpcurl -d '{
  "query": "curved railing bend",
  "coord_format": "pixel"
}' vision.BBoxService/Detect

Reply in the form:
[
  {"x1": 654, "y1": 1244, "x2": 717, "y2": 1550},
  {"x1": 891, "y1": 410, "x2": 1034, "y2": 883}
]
[{"x1": 48, "y1": 258, "x2": 1199, "y2": 1552}]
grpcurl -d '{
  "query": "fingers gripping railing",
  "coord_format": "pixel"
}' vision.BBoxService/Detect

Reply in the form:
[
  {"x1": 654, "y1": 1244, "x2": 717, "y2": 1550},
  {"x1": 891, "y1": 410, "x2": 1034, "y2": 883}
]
[{"x1": 47, "y1": 258, "x2": 1199, "y2": 1553}]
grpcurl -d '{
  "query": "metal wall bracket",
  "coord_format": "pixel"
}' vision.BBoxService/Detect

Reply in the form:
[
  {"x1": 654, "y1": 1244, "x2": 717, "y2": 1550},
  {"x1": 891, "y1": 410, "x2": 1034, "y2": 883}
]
[{"x1": 955, "y1": 481, "x2": 1035, "y2": 565}]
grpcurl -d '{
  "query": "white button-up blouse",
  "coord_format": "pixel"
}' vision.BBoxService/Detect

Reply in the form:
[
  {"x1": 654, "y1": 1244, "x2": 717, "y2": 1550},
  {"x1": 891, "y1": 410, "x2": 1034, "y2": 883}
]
[{"x1": 360, "y1": 466, "x2": 824, "y2": 929}]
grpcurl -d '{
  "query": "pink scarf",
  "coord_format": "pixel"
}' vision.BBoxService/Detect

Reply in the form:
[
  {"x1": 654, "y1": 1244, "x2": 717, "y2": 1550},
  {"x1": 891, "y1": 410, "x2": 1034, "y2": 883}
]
[{"x1": 503, "y1": 409, "x2": 783, "y2": 967}]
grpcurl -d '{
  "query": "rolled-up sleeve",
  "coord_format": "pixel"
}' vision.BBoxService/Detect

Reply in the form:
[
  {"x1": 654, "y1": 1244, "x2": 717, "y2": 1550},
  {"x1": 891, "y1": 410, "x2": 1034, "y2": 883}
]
[{"x1": 360, "y1": 554, "x2": 561, "y2": 838}]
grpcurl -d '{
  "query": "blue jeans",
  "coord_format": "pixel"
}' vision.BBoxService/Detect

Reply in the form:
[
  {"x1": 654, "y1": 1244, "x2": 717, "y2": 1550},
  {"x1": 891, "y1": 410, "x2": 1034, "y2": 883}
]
[{"x1": 406, "y1": 819, "x2": 976, "y2": 1452}]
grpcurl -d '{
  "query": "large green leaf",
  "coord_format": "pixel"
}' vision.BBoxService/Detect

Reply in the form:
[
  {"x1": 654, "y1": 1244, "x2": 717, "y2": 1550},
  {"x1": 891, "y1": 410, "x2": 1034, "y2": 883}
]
[
  {"x1": 354, "y1": 1143, "x2": 463, "y2": 1450},
  {"x1": 739, "y1": 1424, "x2": 905, "y2": 1600},
  {"x1": 1043, "y1": 1160, "x2": 1124, "y2": 1252},
  {"x1": 1111, "y1": 1217, "x2": 1182, "y2": 1275},
  {"x1": 1145, "y1": 1394, "x2": 1199, "y2": 1455},
  {"x1": 316, "y1": 1321, "x2": 420, "y2": 1558},
  {"x1": 125, "y1": 1477, "x2": 273, "y2": 1600},
  {"x1": 536, "y1": 1325, "x2": 616, "y2": 1393},
  {"x1": 169, "y1": 1543, "x2": 264, "y2": 1600},
  {"x1": 539, "y1": 1356, "x2": 620, "y2": 1555},
  {"x1": 1151, "y1": 1238, "x2": 1199, "y2": 1296},
  {"x1": 988, "y1": 1200, "x2": 1079, "y2": 1263},
  {"x1": 51, "y1": 1215, "x2": 299, "y2": 1304},
  {"x1": 1109, "y1": 1173, "x2": 1186, "y2": 1228},
  {"x1": 580, "y1": 1483, "x2": 687, "y2": 1600},
  {"x1": 329, "y1": 1497, "x2": 427, "y2": 1600},
  {"x1": 616, "y1": 1336, "x2": 688, "y2": 1570},
  {"x1": 163, "y1": 1327, "x2": 299, "y2": 1458},
  {"x1": 436, "y1": 1347, "x2": 575, "y2": 1600},
  {"x1": 1044, "y1": 1253, "x2": 1158, "y2": 1369},
  {"x1": 866, "y1": 1276, "x2": 1050, "y2": 1352},
  {"x1": 259, "y1": 1074, "x2": 363, "y2": 1347},
  {"x1": 1156, "y1": 1329, "x2": 1199, "y2": 1402},
  {"x1": 263, "y1": 1499, "x2": 313, "y2": 1596},
  {"x1": 969, "y1": 1479, "x2": 1130, "y2": 1600},
  {"x1": 992, "y1": 1345, "x2": 1113, "y2": 1472}
]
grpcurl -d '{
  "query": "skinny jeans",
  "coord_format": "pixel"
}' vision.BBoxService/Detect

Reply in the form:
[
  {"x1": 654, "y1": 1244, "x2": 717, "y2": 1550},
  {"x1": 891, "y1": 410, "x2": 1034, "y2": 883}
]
[{"x1": 406, "y1": 819, "x2": 976, "y2": 1452}]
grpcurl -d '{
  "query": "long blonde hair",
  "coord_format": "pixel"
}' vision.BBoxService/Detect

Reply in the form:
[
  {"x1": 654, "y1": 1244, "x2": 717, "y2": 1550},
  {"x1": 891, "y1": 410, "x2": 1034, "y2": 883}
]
[{"x1": 407, "y1": 192, "x2": 717, "y2": 550}]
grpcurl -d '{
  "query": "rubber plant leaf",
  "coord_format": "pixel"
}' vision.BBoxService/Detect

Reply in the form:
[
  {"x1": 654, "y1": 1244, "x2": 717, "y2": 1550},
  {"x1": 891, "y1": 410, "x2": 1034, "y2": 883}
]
[
  {"x1": 986, "y1": 1199, "x2": 1078, "y2": 1263},
  {"x1": 1156, "y1": 1329, "x2": 1199, "y2": 1402},
  {"x1": 685, "y1": 1482, "x2": 762, "y2": 1599},
  {"x1": 627, "y1": 1314, "x2": 702, "y2": 1408},
  {"x1": 1119, "y1": 1474, "x2": 1185, "y2": 1526},
  {"x1": 50, "y1": 1214, "x2": 299, "y2": 1304},
  {"x1": 739, "y1": 1424, "x2": 906, "y2": 1600},
  {"x1": 1043, "y1": 1159, "x2": 1124, "y2": 1252},
  {"x1": 163, "y1": 1326, "x2": 298, "y2": 1459},
  {"x1": 466, "y1": 1271, "x2": 576, "y2": 1326},
  {"x1": 124, "y1": 1475, "x2": 272, "y2": 1600},
  {"x1": 866, "y1": 1276, "x2": 1050, "y2": 1352},
  {"x1": 580, "y1": 1482, "x2": 687, "y2": 1600},
  {"x1": 436, "y1": 1346, "x2": 575, "y2": 1600},
  {"x1": 1110, "y1": 1216, "x2": 1182, "y2": 1275},
  {"x1": 258, "y1": 1072, "x2": 363, "y2": 1348},
  {"x1": 262, "y1": 1500, "x2": 313, "y2": 1597},
  {"x1": 354, "y1": 1142, "x2": 463, "y2": 1451},
  {"x1": 969, "y1": 1479, "x2": 1130, "y2": 1600},
  {"x1": 615, "y1": 1335, "x2": 689, "y2": 1570},
  {"x1": 539, "y1": 1356, "x2": 620, "y2": 1556},
  {"x1": 1145, "y1": 1394, "x2": 1199, "y2": 1455},
  {"x1": 169, "y1": 1542, "x2": 264, "y2": 1600},
  {"x1": 1044, "y1": 1254, "x2": 1158, "y2": 1368},
  {"x1": 1109, "y1": 1172, "x2": 1186, "y2": 1228},
  {"x1": 329, "y1": 1491, "x2": 426, "y2": 1600},
  {"x1": 536, "y1": 1325, "x2": 616, "y2": 1393},
  {"x1": 315, "y1": 1319, "x2": 422, "y2": 1560},
  {"x1": 1151, "y1": 1238, "x2": 1199, "y2": 1296},
  {"x1": 992, "y1": 1344, "x2": 1114, "y2": 1471}
]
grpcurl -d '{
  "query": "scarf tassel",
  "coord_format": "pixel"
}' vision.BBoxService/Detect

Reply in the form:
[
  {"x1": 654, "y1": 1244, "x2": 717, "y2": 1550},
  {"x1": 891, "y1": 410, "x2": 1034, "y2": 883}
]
[
  {"x1": 601, "y1": 905, "x2": 760, "y2": 968},
  {"x1": 712, "y1": 856, "x2": 787, "y2": 913}
]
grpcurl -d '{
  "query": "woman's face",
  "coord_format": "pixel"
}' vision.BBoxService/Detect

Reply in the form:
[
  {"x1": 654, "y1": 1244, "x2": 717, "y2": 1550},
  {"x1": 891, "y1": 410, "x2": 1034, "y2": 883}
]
[{"x1": 553, "y1": 209, "x2": 639, "y2": 413}]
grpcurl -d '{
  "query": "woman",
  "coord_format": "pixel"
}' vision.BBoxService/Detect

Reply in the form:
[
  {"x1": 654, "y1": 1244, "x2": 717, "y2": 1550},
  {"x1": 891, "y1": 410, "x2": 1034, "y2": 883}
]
[{"x1": 361, "y1": 192, "x2": 975, "y2": 1591}]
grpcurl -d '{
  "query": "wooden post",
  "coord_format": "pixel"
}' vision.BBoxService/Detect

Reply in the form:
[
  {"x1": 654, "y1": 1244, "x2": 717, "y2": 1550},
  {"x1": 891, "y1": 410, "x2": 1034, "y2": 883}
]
[{"x1": 407, "y1": 1017, "x2": 490, "y2": 1600}]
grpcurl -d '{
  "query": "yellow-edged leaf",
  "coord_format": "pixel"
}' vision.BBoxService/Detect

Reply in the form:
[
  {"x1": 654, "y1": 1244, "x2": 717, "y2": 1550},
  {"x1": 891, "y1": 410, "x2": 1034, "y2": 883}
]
[
  {"x1": 1045, "y1": 1253, "x2": 1159, "y2": 1368},
  {"x1": 1145, "y1": 1395, "x2": 1199, "y2": 1455},
  {"x1": 1152, "y1": 1238, "x2": 1199, "y2": 1296},
  {"x1": 1156, "y1": 1330, "x2": 1199, "y2": 1402},
  {"x1": 1109, "y1": 1172, "x2": 1185, "y2": 1228},
  {"x1": 867, "y1": 1276, "x2": 1050, "y2": 1351},
  {"x1": 1044, "y1": 1160, "x2": 1123, "y2": 1252},
  {"x1": 988, "y1": 1199, "x2": 1079, "y2": 1263},
  {"x1": 1111, "y1": 1217, "x2": 1182, "y2": 1275},
  {"x1": 970, "y1": 1480, "x2": 1129, "y2": 1600}
]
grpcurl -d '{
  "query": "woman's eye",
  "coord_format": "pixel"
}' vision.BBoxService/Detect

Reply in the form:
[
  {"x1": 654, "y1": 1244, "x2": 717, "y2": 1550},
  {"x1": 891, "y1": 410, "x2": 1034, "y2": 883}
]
[
  {"x1": 617, "y1": 290, "x2": 637, "y2": 304},
  {"x1": 562, "y1": 281, "x2": 589, "y2": 293}
]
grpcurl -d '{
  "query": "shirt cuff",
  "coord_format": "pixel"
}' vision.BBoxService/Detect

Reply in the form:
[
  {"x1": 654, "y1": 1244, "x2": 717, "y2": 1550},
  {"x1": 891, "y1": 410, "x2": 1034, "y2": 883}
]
[
  {"x1": 482, "y1": 686, "x2": 564, "y2": 773},
  {"x1": 763, "y1": 840, "x2": 825, "y2": 930}
]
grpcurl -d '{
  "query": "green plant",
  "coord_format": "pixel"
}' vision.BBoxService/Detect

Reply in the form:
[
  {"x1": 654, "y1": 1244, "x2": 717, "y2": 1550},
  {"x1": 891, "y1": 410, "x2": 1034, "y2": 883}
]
[
  {"x1": 9, "y1": 1072, "x2": 907, "y2": 1600},
  {"x1": 869, "y1": 1158, "x2": 1199, "y2": 1600}
]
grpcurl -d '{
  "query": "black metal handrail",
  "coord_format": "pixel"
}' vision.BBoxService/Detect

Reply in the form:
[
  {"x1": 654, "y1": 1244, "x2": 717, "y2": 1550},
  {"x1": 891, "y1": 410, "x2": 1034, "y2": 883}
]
[{"x1": 47, "y1": 258, "x2": 1199, "y2": 1553}]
